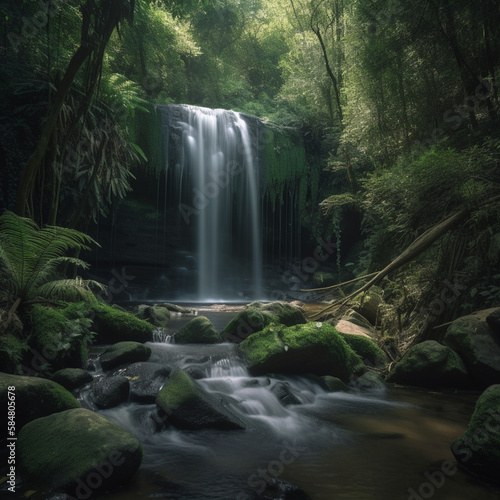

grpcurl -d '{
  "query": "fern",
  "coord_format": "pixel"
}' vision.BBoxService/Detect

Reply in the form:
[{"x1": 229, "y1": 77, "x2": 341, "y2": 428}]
[{"x1": 0, "y1": 211, "x2": 105, "y2": 324}]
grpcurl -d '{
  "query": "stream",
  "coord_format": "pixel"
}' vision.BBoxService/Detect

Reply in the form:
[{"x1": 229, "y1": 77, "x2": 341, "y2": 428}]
[{"x1": 82, "y1": 310, "x2": 500, "y2": 500}]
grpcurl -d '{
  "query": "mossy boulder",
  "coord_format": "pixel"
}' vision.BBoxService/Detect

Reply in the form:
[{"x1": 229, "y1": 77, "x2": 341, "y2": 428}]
[
  {"x1": 352, "y1": 371, "x2": 387, "y2": 392},
  {"x1": 135, "y1": 304, "x2": 170, "y2": 328},
  {"x1": 237, "y1": 322, "x2": 365, "y2": 382},
  {"x1": 443, "y1": 309, "x2": 500, "y2": 387},
  {"x1": 92, "y1": 304, "x2": 154, "y2": 343},
  {"x1": 220, "y1": 302, "x2": 306, "y2": 343},
  {"x1": 51, "y1": 368, "x2": 93, "y2": 391},
  {"x1": 175, "y1": 316, "x2": 221, "y2": 344},
  {"x1": 352, "y1": 289, "x2": 384, "y2": 326},
  {"x1": 0, "y1": 373, "x2": 79, "y2": 431},
  {"x1": 451, "y1": 384, "x2": 500, "y2": 484},
  {"x1": 339, "y1": 333, "x2": 386, "y2": 366},
  {"x1": 118, "y1": 362, "x2": 172, "y2": 403},
  {"x1": 386, "y1": 340, "x2": 470, "y2": 389},
  {"x1": 156, "y1": 369, "x2": 246, "y2": 430},
  {"x1": 486, "y1": 309, "x2": 500, "y2": 335},
  {"x1": 321, "y1": 376, "x2": 349, "y2": 392},
  {"x1": 18, "y1": 408, "x2": 143, "y2": 496},
  {"x1": 99, "y1": 342, "x2": 151, "y2": 371},
  {"x1": 250, "y1": 301, "x2": 307, "y2": 327},
  {"x1": 92, "y1": 376, "x2": 130, "y2": 409}
]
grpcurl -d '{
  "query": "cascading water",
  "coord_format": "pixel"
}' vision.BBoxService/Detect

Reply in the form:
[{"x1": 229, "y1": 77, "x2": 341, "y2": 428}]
[{"x1": 159, "y1": 105, "x2": 264, "y2": 302}]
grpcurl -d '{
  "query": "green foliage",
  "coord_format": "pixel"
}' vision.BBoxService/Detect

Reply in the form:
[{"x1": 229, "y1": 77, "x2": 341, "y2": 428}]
[
  {"x1": 28, "y1": 303, "x2": 95, "y2": 373},
  {"x1": 0, "y1": 211, "x2": 104, "y2": 311},
  {"x1": 0, "y1": 334, "x2": 29, "y2": 374}
]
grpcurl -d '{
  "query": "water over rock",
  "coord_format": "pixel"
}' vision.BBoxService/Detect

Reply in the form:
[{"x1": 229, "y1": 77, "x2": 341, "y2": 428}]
[
  {"x1": 0, "y1": 373, "x2": 79, "y2": 431},
  {"x1": 156, "y1": 369, "x2": 247, "y2": 430},
  {"x1": 270, "y1": 381, "x2": 302, "y2": 406},
  {"x1": 237, "y1": 322, "x2": 365, "y2": 381},
  {"x1": 451, "y1": 384, "x2": 500, "y2": 484},
  {"x1": 18, "y1": 408, "x2": 143, "y2": 496},
  {"x1": 443, "y1": 309, "x2": 500, "y2": 387},
  {"x1": 99, "y1": 342, "x2": 152, "y2": 371},
  {"x1": 386, "y1": 340, "x2": 470, "y2": 389},
  {"x1": 175, "y1": 316, "x2": 222, "y2": 344}
]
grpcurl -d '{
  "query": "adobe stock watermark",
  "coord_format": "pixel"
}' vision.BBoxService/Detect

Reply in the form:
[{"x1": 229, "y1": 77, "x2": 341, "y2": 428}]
[
  {"x1": 178, "y1": 160, "x2": 244, "y2": 224},
  {"x1": 63, "y1": 451, "x2": 125, "y2": 500},
  {"x1": 235, "y1": 439, "x2": 306, "y2": 500},
  {"x1": 419, "y1": 277, "x2": 466, "y2": 330},
  {"x1": 6, "y1": 0, "x2": 65, "y2": 54},
  {"x1": 271, "y1": 236, "x2": 338, "y2": 300},
  {"x1": 407, "y1": 407, "x2": 500, "y2": 499}
]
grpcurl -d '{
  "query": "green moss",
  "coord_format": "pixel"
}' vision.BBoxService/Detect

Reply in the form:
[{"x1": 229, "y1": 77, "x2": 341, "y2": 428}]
[
  {"x1": 175, "y1": 316, "x2": 221, "y2": 344},
  {"x1": 220, "y1": 308, "x2": 278, "y2": 342},
  {"x1": 0, "y1": 373, "x2": 79, "y2": 431},
  {"x1": 156, "y1": 370, "x2": 197, "y2": 409},
  {"x1": 238, "y1": 321, "x2": 365, "y2": 381},
  {"x1": 340, "y1": 334, "x2": 386, "y2": 365},
  {"x1": 0, "y1": 334, "x2": 29, "y2": 374},
  {"x1": 18, "y1": 408, "x2": 143, "y2": 493},
  {"x1": 99, "y1": 341, "x2": 151, "y2": 371},
  {"x1": 92, "y1": 303, "x2": 154, "y2": 343}
]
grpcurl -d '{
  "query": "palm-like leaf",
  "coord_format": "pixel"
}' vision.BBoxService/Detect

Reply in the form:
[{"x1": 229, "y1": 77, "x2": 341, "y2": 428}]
[{"x1": 0, "y1": 211, "x2": 102, "y2": 307}]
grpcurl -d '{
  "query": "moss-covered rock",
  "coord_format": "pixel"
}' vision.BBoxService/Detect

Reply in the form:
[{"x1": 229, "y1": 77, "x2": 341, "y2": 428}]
[
  {"x1": 92, "y1": 304, "x2": 154, "y2": 343},
  {"x1": 321, "y1": 376, "x2": 349, "y2": 392},
  {"x1": 51, "y1": 368, "x2": 93, "y2": 391},
  {"x1": 486, "y1": 309, "x2": 500, "y2": 335},
  {"x1": 237, "y1": 322, "x2": 365, "y2": 382},
  {"x1": 175, "y1": 316, "x2": 222, "y2": 344},
  {"x1": 443, "y1": 310, "x2": 500, "y2": 387},
  {"x1": 0, "y1": 333, "x2": 28, "y2": 374},
  {"x1": 135, "y1": 304, "x2": 170, "y2": 328},
  {"x1": 451, "y1": 384, "x2": 500, "y2": 484},
  {"x1": 0, "y1": 373, "x2": 79, "y2": 431},
  {"x1": 92, "y1": 376, "x2": 130, "y2": 409},
  {"x1": 99, "y1": 342, "x2": 151, "y2": 371},
  {"x1": 18, "y1": 408, "x2": 142, "y2": 495},
  {"x1": 250, "y1": 302, "x2": 307, "y2": 327},
  {"x1": 352, "y1": 289, "x2": 384, "y2": 326},
  {"x1": 220, "y1": 302, "x2": 306, "y2": 343},
  {"x1": 339, "y1": 333, "x2": 386, "y2": 366},
  {"x1": 118, "y1": 362, "x2": 172, "y2": 403},
  {"x1": 386, "y1": 340, "x2": 471, "y2": 389},
  {"x1": 156, "y1": 369, "x2": 246, "y2": 430},
  {"x1": 352, "y1": 371, "x2": 387, "y2": 392}
]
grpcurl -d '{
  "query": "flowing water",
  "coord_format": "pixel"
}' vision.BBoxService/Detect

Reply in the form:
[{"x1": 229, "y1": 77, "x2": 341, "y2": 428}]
[{"x1": 82, "y1": 311, "x2": 500, "y2": 500}]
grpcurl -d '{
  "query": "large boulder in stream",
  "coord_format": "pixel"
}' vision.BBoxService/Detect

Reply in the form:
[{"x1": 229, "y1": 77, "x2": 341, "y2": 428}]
[
  {"x1": 135, "y1": 304, "x2": 171, "y2": 327},
  {"x1": 237, "y1": 322, "x2": 365, "y2": 382},
  {"x1": 156, "y1": 369, "x2": 247, "y2": 430},
  {"x1": 451, "y1": 384, "x2": 500, "y2": 484},
  {"x1": 174, "y1": 316, "x2": 222, "y2": 344},
  {"x1": 220, "y1": 302, "x2": 306, "y2": 343},
  {"x1": 386, "y1": 340, "x2": 470, "y2": 389},
  {"x1": 0, "y1": 373, "x2": 79, "y2": 431},
  {"x1": 92, "y1": 304, "x2": 154, "y2": 343},
  {"x1": 117, "y1": 362, "x2": 172, "y2": 403},
  {"x1": 91, "y1": 375, "x2": 130, "y2": 409},
  {"x1": 443, "y1": 309, "x2": 500, "y2": 387},
  {"x1": 51, "y1": 368, "x2": 93, "y2": 391},
  {"x1": 18, "y1": 408, "x2": 143, "y2": 496},
  {"x1": 99, "y1": 341, "x2": 151, "y2": 371}
]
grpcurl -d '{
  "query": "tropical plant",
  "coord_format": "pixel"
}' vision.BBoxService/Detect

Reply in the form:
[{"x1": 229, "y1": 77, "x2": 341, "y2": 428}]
[{"x1": 0, "y1": 211, "x2": 105, "y2": 328}]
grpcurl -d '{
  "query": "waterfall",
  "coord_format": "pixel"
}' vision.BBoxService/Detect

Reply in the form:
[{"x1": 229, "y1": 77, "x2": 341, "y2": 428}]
[{"x1": 159, "y1": 105, "x2": 264, "y2": 301}]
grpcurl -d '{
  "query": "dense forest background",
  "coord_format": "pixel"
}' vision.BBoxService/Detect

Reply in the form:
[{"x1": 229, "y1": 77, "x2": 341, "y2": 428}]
[{"x1": 1, "y1": 0, "x2": 500, "y2": 346}]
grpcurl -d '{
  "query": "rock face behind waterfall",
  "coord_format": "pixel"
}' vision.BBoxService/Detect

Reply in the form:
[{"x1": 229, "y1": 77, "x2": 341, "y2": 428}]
[
  {"x1": 156, "y1": 369, "x2": 247, "y2": 430},
  {"x1": 237, "y1": 322, "x2": 365, "y2": 381}
]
